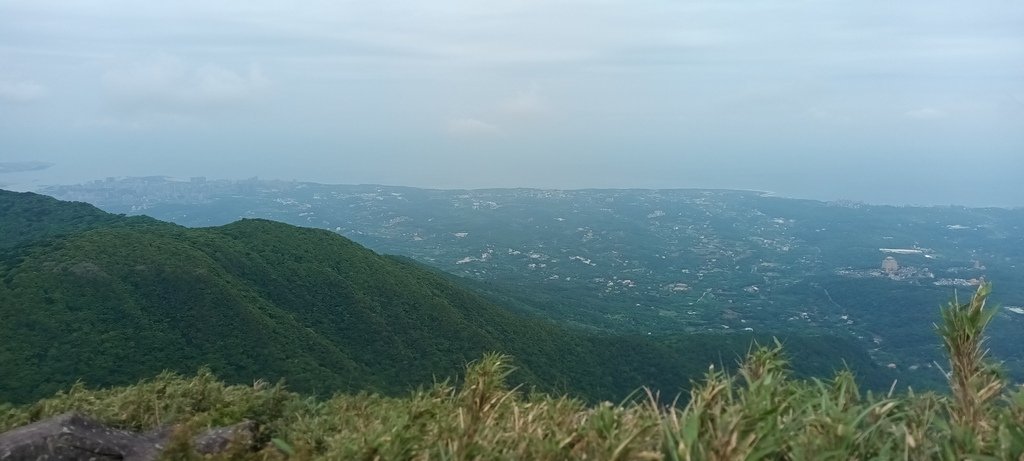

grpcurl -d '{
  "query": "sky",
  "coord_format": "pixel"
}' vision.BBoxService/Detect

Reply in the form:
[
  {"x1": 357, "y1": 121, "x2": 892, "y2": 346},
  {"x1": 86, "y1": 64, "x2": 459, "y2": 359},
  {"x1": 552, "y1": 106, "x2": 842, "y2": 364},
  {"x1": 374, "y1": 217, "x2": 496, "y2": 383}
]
[{"x1": 0, "y1": 0, "x2": 1022, "y2": 207}]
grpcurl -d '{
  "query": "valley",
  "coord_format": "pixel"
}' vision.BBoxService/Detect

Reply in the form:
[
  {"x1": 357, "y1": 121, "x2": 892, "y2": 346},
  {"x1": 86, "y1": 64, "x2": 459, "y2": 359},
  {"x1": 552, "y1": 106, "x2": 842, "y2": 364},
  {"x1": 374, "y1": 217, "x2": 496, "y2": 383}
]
[
  {"x1": 1, "y1": 189, "x2": 896, "y2": 404},
  {"x1": 45, "y1": 177, "x2": 1024, "y2": 384}
]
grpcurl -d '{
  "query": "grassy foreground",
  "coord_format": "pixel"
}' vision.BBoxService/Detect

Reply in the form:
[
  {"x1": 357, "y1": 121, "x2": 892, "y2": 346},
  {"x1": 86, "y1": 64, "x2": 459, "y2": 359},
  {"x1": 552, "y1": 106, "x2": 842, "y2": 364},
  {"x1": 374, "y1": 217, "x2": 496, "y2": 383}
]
[{"x1": 3, "y1": 284, "x2": 1024, "y2": 460}]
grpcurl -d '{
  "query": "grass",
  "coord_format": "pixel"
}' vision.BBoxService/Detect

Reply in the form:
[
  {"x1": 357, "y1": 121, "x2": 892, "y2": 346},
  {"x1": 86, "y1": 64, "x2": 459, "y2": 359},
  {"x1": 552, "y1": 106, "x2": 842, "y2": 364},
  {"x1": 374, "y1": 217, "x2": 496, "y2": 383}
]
[{"x1": 3, "y1": 284, "x2": 1024, "y2": 460}]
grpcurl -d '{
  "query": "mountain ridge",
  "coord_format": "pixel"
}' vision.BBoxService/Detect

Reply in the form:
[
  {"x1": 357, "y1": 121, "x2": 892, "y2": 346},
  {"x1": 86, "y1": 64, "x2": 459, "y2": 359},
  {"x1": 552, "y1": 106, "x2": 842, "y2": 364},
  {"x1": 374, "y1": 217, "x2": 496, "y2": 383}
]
[{"x1": 0, "y1": 189, "x2": 898, "y2": 403}]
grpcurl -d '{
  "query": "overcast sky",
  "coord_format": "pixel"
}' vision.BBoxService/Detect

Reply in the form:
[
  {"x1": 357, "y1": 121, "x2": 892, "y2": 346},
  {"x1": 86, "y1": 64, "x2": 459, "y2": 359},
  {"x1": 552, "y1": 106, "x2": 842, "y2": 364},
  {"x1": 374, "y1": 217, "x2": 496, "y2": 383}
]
[{"x1": 1, "y1": 0, "x2": 1021, "y2": 206}]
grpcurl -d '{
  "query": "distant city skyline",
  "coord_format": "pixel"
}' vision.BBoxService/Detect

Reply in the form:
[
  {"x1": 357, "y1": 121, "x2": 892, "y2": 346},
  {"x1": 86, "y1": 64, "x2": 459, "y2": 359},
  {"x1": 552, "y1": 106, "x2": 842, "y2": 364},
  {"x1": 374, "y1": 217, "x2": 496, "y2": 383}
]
[{"x1": 1, "y1": 1, "x2": 1022, "y2": 207}]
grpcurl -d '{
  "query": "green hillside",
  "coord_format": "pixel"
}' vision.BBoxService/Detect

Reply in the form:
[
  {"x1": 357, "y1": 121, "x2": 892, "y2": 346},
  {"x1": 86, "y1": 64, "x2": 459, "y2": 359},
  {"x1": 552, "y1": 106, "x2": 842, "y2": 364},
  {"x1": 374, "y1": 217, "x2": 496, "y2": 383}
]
[
  {"x1": 0, "y1": 190, "x2": 897, "y2": 404},
  {"x1": 0, "y1": 190, "x2": 137, "y2": 250},
  {"x1": 1, "y1": 283, "x2": 1016, "y2": 461}
]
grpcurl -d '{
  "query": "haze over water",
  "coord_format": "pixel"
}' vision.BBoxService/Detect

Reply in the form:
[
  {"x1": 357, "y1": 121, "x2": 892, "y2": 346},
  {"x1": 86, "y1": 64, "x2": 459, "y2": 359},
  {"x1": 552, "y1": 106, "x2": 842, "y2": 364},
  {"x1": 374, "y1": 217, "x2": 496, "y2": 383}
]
[{"x1": 1, "y1": 1, "x2": 1022, "y2": 207}]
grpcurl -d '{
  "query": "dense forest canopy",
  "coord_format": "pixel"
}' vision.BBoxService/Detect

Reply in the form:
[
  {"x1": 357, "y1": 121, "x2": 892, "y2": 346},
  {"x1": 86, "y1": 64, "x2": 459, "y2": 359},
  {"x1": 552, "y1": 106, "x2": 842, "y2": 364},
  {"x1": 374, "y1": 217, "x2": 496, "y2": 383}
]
[{"x1": 0, "y1": 190, "x2": 899, "y2": 404}]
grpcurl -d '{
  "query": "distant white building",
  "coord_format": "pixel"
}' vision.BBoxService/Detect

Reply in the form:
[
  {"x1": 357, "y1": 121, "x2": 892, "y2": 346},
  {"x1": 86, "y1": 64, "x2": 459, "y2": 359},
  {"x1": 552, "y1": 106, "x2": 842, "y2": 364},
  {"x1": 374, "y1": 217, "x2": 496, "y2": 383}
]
[{"x1": 882, "y1": 256, "x2": 899, "y2": 273}]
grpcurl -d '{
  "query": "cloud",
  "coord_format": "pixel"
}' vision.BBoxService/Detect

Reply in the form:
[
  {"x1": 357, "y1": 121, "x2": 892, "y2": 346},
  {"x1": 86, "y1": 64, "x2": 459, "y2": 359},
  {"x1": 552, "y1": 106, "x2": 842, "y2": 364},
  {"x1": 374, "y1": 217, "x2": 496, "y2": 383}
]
[
  {"x1": 102, "y1": 56, "x2": 269, "y2": 115},
  {"x1": 498, "y1": 87, "x2": 549, "y2": 118},
  {"x1": 0, "y1": 80, "x2": 47, "y2": 103},
  {"x1": 0, "y1": 161, "x2": 54, "y2": 174},
  {"x1": 904, "y1": 107, "x2": 947, "y2": 120},
  {"x1": 443, "y1": 88, "x2": 549, "y2": 140},
  {"x1": 445, "y1": 118, "x2": 501, "y2": 138},
  {"x1": 805, "y1": 108, "x2": 851, "y2": 122},
  {"x1": 75, "y1": 116, "x2": 153, "y2": 131}
]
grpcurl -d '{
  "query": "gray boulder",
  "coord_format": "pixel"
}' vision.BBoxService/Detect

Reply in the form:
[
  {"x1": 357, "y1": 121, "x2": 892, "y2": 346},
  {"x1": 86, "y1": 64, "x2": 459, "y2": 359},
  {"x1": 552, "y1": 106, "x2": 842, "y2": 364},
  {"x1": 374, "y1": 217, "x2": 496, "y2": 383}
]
[{"x1": 0, "y1": 412, "x2": 254, "y2": 461}]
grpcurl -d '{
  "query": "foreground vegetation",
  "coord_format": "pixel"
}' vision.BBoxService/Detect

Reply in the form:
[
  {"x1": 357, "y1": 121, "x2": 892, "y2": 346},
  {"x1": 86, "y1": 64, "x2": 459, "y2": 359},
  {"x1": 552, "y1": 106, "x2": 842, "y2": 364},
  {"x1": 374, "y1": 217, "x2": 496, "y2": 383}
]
[{"x1": 2, "y1": 284, "x2": 1021, "y2": 460}]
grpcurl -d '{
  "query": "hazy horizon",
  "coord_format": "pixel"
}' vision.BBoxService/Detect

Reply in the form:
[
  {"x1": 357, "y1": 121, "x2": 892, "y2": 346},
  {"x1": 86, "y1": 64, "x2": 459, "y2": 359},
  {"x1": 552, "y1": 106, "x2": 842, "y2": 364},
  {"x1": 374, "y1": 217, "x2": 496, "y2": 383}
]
[
  {"x1": 4, "y1": 169, "x2": 1022, "y2": 210},
  {"x1": 1, "y1": 1, "x2": 1022, "y2": 207}
]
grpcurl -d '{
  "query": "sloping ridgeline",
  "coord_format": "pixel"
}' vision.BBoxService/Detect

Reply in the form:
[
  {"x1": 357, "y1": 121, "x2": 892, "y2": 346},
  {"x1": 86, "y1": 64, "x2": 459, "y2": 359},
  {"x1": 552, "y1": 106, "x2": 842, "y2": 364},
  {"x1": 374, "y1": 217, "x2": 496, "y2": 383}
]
[{"x1": 0, "y1": 190, "x2": 895, "y2": 404}]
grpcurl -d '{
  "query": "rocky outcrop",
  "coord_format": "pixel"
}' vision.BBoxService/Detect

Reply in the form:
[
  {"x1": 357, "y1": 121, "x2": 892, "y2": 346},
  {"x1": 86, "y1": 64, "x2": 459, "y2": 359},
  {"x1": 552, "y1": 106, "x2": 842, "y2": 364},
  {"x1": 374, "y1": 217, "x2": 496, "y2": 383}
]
[{"x1": 0, "y1": 412, "x2": 254, "y2": 460}]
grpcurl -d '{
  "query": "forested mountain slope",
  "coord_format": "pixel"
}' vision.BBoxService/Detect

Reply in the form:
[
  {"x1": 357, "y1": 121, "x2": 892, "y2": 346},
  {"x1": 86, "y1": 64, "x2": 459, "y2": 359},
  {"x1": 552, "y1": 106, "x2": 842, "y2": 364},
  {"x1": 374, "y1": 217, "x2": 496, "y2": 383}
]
[
  {"x1": 0, "y1": 190, "x2": 154, "y2": 250},
  {"x1": 44, "y1": 179, "x2": 1024, "y2": 381},
  {"x1": 0, "y1": 190, "x2": 896, "y2": 403}
]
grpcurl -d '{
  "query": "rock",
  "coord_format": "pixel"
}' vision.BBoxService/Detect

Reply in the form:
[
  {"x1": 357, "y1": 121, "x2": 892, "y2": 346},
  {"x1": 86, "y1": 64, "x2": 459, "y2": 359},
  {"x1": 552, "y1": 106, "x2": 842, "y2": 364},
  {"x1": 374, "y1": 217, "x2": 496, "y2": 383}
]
[
  {"x1": 0, "y1": 412, "x2": 255, "y2": 461},
  {"x1": 192, "y1": 421, "x2": 256, "y2": 455},
  {"x1": 0, "y1": 412, "x2": 148, "y2": 461}
]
